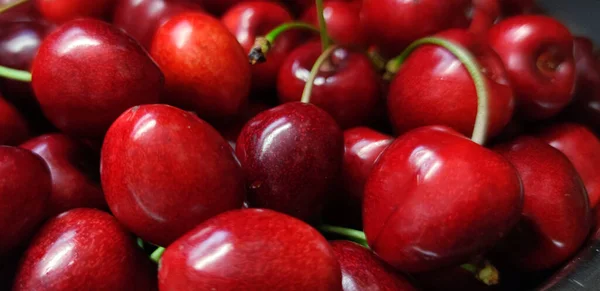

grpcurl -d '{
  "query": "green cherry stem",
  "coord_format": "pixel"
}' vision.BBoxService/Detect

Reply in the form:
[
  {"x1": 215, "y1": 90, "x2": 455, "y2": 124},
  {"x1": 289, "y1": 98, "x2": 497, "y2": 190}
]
[
  {"x1": 460, "y1": 260, "x2": 500, "y2": 286},
  {"x1": 150, "y1": 247, "x2": 165, "y2": 264},
  {"x1": 385, "y1": 37, "x2": 490, "y2": 145},
  {"x1": 0, "y1": 65, "x2": 32, "y2": 82},
  {"x1": 300, "y1": 45, "x2": 339, "y2": 104},
  {"x1": 0, "y1": 0, "x2": 28, "y2": 13},
  {"x1": 319, "y1": 224, "x2": 369, "y2": 248},
  {"x1": 248, "y1": 22, "x2": 318, "y2": 65},
  {"x1": 315, "y1": 0, "x2": 332, "y2": 51}
]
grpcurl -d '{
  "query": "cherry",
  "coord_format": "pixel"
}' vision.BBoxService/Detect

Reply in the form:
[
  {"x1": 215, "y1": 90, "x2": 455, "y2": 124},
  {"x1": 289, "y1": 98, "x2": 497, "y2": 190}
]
[
  {"x1": 363, "y1": 126, "x2": 523, "y2": 273},
  {"x1": 493, "y1": 136, "x2": 591, "y2": 271},
  {"x1": 537, "y1": 123, "x2": 600, "y2": 211},
  {"x1": 35, "y1": 0, "x2": 116, "y2": 24},
  {"x1": 20, "y1": 133, "x2": 106, "y2": 217},
  {"x1": 331, "y1": 240, "x2": 418, "y2": 291},
  {"x1": 387, "y1": 29, "x2": 514, "y2": 138},
  {"x1": 151, "y1": 11, "x2": 251, "y2": 121},
  {"x1": 158, "y1": 208, "x2": 343, "y2": 291},
  {"x1": 0, "y1": 0, "x2": 40, "y2": 22},
  {"x1": 113, "y1": 0, "x2": 202, "y2": 49},
  {"x1": 13, "y1": 209, "x2": 157, "y2": 290},
  {"x1": 278, "y1": 41, "x2": 380, "y2": 129},
  {"x1": 0, "y1": 95, "x2": 30, "y2": 146},
  {"x1": 301, "y1": 1, "x2": 367, "y2": 48},
  {"x1": 236, "y1": 102, "x2": 343, "y2": 221},
  {"x1": 0, "y1": 146, "x2": 51, "y2": 255},
  {"x1": 488, "y1": 15, "x2": 576, "y2": 120},
  {"x1": 360, "y1": 0, "x2": 470, "y2": 57},
  {"x1": 222, "y1": 1, "x2": 305, "y2": 94},
  {"x1": 213, "y1": 101, "x2": 271, "y2": 149},
  {"x1": 31, "y1": 18, "x2": 163, "y2": 138},
  {"x1": 101, "y1": 104, "x2": 245, "y2": 247}
]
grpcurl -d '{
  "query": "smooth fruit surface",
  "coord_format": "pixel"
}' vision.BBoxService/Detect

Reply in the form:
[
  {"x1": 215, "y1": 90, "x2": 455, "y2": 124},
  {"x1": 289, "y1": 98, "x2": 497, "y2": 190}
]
[
  {"x1": 35, "y1": 0, "x2": 116, "y2": 24},
  {"x1": 301, "y1": 1, "x2": 366, "y2": 48},
  {"x1": 0, "y1": 96, "x2": 29, "y2": 146}
]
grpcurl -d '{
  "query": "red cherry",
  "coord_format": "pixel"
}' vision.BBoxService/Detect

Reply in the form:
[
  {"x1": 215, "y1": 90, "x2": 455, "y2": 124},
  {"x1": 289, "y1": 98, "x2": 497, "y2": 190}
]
[
  {"x1": 494, "y1": 136, "x2": 592, "y2": 271},
  {"x1": 151, "y1": 12, "x2": 251, "y2": 121},
  {"x1": 363, "y1": 126, "x2": 523, "y2": 273},
  {"x1": 360, "y1": 0, "x2": 470, "y2": 57},
  {"x1": 20, "y1": 133, "x2": 106, "y2": 217},
  {"x1": 564, "y1": 37, "x2": 600, "y2": 128},
  {"x1": 0, "y1": 96, "x2": 29, "y2": 146},
  {"x1": 537, "y1": 123, "x2": 600, "y2": 210},
  {"x1": 236, "y1": 102, "x2": 343, "y2": 221},
  {"x1": 101, "y1": 104, "x2": 245, "y2": 246},
  {"x1": 112, "y1": 0, "x2": 202, "y2": 49},
  {"x1": 301, "y1": 1, "x2": 367, "y2": 48},
  {"x1": 158, "y1": 209, "x2": 343, "y2": 291},
  {"x1": 35, "y1": 0, "x2": 116, "y2": 24},
  {"x1": 213, "y1": 101, "x2": 271, "y2": 149},
  {"x1": 0, "y1": 146, "x2": 51, "y2": 255},
  {"x1": 388, "y1": 29, "x2": 514, "y2": 138},
  {"x1": 13, "y1": 209, "x2": 157, "y2": 290},
  {"x1": 488, "y1": 15, "x2": 576, "y2": 120},
  {"x1": 31, "y1": 19, "x2": 163, "y2": 138},
  {"x1": 278, "y1": 42, "x2": 380, "y2": 129},
  {"x1": 331, "y1": 241, "x2": 418, "y2": 291}
]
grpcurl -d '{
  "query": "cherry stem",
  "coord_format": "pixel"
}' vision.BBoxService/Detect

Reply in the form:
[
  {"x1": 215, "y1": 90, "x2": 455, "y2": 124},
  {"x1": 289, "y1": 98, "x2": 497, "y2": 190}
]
[
  {"x1": 249, "y1": 22, "x2": 318, "y2": 65},
  {"x1": 460, "y1": 260, "x2": 500, "y2": 286},
  {"x1": 0, "y1": 65, "x2": 31, "y2": 82},
  {"x1": 150, "y1": 247, "x2": 165, "y2": 264},
  {"x1": 300, "y1": 45, "x2": 339, "y2": 104},
  {"x1": 315, "y1": 0, "x2": 332, "y2": 51},
  {"x1": 136, "y1": 238, "x2": 145, "y2": 250},
  {"x1": 319, "y1": 224, "x2": 369, "y2": 248},
  {"x1": 385, "y1": 37, "x2": 490, "y2": 145},
  {"x1": 0, "y1": 0, "x2": 28, "y2": 13}
]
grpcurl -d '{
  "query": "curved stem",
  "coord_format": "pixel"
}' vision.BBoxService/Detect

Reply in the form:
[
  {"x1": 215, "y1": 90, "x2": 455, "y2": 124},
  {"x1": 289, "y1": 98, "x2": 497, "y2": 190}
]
[
  {"x1": 385, "y1": 37, "x2": 490, "y2": 145},
  {"x1": 461, "y1": 260, "x2": 500, "y2": 286},
  {"x1": 0, "y1": 65, "x2": 32, "y2": 82},
  {"x1": 150, "y1": 247, "x2": 165, "y2": 264},
  {"x1": 265, "y1": 22, "x2": 318, "y2": 44},
  {"x1": 249, "y1": 22, "x2": 318, "y2": 65},
  {"x1": 0, "y1": 0, "x2": 28, "y2": 14},
  {"x1": 315, "y1": 0, "x2": 332, "y2": 51},
  {"x1": 319, "y1": 225, "x2": 369, "y2": 248},
  {"x1": 300, "y1": 45, "x2": 339, "y2": 104}
]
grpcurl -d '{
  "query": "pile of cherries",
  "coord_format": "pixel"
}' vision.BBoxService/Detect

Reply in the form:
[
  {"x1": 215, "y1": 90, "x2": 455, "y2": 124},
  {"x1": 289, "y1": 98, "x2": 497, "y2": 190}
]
[{"x1": 1, "y1": 0, "x2": 600, "y2": 290}]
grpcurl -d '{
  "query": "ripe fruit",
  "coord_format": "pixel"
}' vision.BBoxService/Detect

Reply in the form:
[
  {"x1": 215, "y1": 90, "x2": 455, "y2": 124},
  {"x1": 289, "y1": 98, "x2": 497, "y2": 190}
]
[
  {"x1": 0, "y1": 96, "x2": 29, "y2": 146},
  {"x1": 35, "y1": 0, "x2": 116, "y2": 24},
  {"x1": 301, "y1": 1, "x2": 367, "y2": 48}
]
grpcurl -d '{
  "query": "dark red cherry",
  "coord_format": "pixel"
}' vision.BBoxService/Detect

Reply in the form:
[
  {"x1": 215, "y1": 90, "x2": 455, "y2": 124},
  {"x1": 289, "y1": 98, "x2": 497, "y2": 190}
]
[
  {"x1": 213, "y1": 101, "x2": 271, "y2": 149},
  {"x1": 331, "y1": 241, "x2": 418, "y2": 291},
  {"x1": 278, "y1": 41, "x2": 380, "y2": 129},
  {"x1": 35, "y1": 0, "x2": 116, "y2": 24},
  {"x1": 388, "y1": 29, "x2": 515, "y2": 138},
  {"x1": 0, "y1": 95, "x2": 30, "y2": 146},
  {"x1": 0, "y1": 0, "x2": 40, "y2": 22},
  {"x1": 236, "y1": 102, "x2": 343, "y2": 221},
  {"x1": 494, "y1": 136, "x2": 592, "y2": 271},
  {"x1": 222, "y1": 1, "x2": 305, "y2": 94},
  {"x1": 101, "y1": 104, "x2": 245, "y2": 247},
  {"x1": 20, "y1": 133, "x2": 106, "y2": 217},
  {"x1": 151, "y1": 11, "x2": 251, "y2": 121},
  {"x1": 564, "y1": 37, "x2": 600, "y2": 128},
  {"x1": 31, "y1": 18, "x2": 163, "y2": 138},
  {"x1": 363, "y1": 126, "x2": 523, "y2": 273},
  {"x1": 0, "y1": 146, "x2": 51, "y2": 255},
  {"x1": 112, "y1": 0, "x2": 202, "y2": 49},
  {"x1": 13, "y1": 209, "x2": 157, "y2": 290},
  {"x1": 301, "y1": 1, "x2": 367, "y2": 48},
  {"x1": 159, "y1": 209, "x2": 343, "y2": 291},
  {"x1": 488, "y1": 15, "x2": 576, "y2": 120}
]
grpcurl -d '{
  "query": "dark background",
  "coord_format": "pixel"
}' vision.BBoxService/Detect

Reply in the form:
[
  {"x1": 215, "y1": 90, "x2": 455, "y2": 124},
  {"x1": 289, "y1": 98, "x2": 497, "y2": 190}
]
[{"x1": 539, "y1": 0, "x2": 600, "y2": 43}]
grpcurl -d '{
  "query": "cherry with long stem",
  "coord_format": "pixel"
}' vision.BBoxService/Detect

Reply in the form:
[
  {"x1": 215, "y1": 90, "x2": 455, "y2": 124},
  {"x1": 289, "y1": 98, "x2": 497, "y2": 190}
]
[{"x1": 300, "y1": 45, "x2": 339, "y2": 103}]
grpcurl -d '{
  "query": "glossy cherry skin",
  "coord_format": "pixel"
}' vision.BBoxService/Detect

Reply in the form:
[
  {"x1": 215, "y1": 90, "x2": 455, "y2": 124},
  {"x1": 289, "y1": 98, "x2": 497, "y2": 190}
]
[
  {"x1": 151, "y1": 12, "x2": 251, "y2": 121},
  {"x1": 331, "y1": 241, "x2": 417, "y2": 291},
  {"x1": 363, "y1": 126, "x2": 523, "y2": 273},
  {"x1": 488, "y1": 15, "x2": 576, "y2": 120},
  {"x1": 101, "y1": 104, "x2": 245, "y2": 247},
  {"x1": 0, "y1": 96, "x2": 30, "y2": 146},
  {"x1": 537, "y1": 123, "x2": 600, "y2": 210},
  {"x1": 236, "y1": 102, "x2": 343, "y2": 221},
  {"x1": 0, "y1": 146, "x2": 51, "y2": 255},
  {"x1": 35, "y1": 0, "x2": 116, "y2": 24},
  {"x1": 222, "y1": 1, "x2": 305, "y2": 94},
  {"x1": 301, "y1": 1, "x2": 367, "y2": 48},
  {"x1": 278, "y1": 42, "x2": 380, "y2": 129},
  {"x1": 564, "y1": 37, "x2": 600, "y2": 128},
  {"x1": 113, "y1": 0, "x2": 202, "y2": 49},
  {"x1": 159, "y1": 208, "x2": 343, "y2": 291},
  {"x1": 31, "y1": 19, "x2": 163, "y2": 138},
  {"x1": 494, "y1": 136, "x2": 591, "y2": 271},
  {"x1": 13, "y1": 209, "x2": 157, "y2": 290},
  {"x1": 20, "y1": 134, "x2": 106, "y2": 217},
  {"x1": 360, "y1": 0, "x2": 470, "y2": 57},
  {"x1": 388, "y1": 29, "x2": 515, "y2": 138}
]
